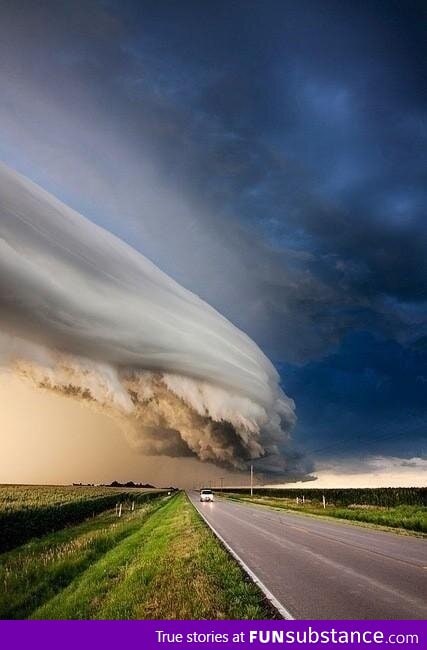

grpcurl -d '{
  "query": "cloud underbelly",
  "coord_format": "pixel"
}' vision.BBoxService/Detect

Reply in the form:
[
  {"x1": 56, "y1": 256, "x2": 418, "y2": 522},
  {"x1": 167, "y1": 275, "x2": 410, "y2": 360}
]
[{"x1": 0, "y1": 163, "x2": 296, "y2": 472}]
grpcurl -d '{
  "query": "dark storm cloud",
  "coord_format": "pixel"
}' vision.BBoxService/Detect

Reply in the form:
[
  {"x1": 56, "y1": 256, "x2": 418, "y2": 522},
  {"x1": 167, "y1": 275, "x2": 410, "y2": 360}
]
[
  {"x1": 126, "y1": 0, "x2": 427, "y2": 352},
  {"x1": 0, "y1": 0, "x2": 425, "y2": 467}
]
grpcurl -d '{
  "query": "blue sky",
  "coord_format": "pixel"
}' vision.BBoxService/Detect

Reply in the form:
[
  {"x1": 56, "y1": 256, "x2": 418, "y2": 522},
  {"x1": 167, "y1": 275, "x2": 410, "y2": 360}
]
[{"x1": 0, "y1": 0, "x2": 426, "y2": 475}]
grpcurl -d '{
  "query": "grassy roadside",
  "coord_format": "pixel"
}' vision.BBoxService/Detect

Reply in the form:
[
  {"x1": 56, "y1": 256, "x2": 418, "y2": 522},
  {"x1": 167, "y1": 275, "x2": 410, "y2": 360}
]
[
  {"x1": 221, "y1": 494, "x2": 427, "y2": 535},
  {"x1": 1, "y1": 492, "x2": 276, "y2": 619},
  {"x1": 0, "y1": 497, "x2": 164, "y2": 619}
]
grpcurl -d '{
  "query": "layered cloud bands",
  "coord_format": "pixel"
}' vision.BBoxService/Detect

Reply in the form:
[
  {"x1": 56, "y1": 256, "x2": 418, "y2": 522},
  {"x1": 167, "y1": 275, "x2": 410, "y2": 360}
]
[{"x1": 0, "y1": 163, "x2": 298, "y2": 473}]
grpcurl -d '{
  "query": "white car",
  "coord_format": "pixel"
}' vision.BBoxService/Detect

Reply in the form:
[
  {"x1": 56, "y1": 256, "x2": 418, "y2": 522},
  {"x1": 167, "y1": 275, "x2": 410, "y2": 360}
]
[{"x1": 200, "y1": 489, "x2": 214, "y2": 502}]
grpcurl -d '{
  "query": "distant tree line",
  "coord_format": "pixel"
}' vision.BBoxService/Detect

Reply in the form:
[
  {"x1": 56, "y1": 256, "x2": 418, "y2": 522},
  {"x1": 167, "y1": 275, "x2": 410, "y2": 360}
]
[
  {"x1": 72, "y1": 481, "x2": 178, "y2": 490},
  {"x1": 73, "y1": 481, "x2": 174, "y2": 489},
  {"x1": 109, "y1": 481, "x2": 156, "y2": 488}
]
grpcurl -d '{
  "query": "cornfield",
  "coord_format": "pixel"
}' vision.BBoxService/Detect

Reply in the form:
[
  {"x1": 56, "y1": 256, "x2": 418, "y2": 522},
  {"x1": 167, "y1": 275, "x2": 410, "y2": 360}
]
[
  {"x1": 217, "y1": 486, "x2": 427, "y2": 507},
  {"x1": 0, "y1": 485, "x2": 162, "y2": 552}
]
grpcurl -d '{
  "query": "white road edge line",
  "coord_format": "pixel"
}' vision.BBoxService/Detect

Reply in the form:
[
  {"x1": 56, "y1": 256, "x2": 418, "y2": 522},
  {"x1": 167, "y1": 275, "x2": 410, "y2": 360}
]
[{"x1": 189, "y1": 495, "x2": 295, "y2": 620}]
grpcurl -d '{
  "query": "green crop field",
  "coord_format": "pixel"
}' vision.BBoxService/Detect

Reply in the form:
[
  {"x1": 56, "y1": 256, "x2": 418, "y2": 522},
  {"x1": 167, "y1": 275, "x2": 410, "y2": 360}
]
[
  {"x1": 0, "y1": 492, "x2": 275, "y2": 620},
  {"x1": 218, "y1": 488, "x2": 427, "y2": 533},
  {"x1": 217, "y1": 486, "x2": 427, "y2": 507},
  {"x1": 0, "y1": 484, "x2": 161, "y2": 511},
  {"x1": 0, "y1": 484, "x2": 162, "y2": 552}
]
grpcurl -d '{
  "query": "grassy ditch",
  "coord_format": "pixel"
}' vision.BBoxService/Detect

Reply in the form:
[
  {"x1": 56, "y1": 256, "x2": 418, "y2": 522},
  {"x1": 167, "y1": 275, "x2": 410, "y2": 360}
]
[
  {"x1": 0, "y1": 496, "x2": 164, "y2": 619},
  {"x1": 1, "y1": 493, "x2": 276, "y2": 619},
  {"x1": 222, "y1": 494, "x2": 427, "y2": 534}
]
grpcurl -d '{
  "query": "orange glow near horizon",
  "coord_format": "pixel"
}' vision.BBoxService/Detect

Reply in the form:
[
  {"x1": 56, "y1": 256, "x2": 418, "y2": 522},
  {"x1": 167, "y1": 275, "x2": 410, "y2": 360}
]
[{"x1": 0, "y1": 373, "x2": 425, "y2": 489}]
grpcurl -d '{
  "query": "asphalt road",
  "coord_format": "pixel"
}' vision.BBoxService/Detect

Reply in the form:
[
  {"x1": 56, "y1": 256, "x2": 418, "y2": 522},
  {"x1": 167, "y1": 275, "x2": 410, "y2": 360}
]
[{"x1": 189, "y1": 492, "x2": 427, "y2": 619}]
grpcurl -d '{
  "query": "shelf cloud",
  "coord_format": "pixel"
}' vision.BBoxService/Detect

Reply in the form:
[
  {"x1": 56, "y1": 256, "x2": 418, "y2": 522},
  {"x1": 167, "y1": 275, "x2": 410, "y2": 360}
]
[{"x1": 0, "y1": 163, "x2": 304, "y2": 476}]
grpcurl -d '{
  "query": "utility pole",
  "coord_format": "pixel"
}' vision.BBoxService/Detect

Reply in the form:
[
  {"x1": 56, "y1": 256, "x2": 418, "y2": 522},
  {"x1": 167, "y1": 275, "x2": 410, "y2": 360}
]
[{"x1": 250, "y1": 464, "x2": 253, "y2": 497}]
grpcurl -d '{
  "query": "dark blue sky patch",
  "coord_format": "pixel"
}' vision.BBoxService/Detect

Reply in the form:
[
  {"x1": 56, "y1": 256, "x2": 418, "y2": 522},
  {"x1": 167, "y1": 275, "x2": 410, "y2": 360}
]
[{"x1": 279, "y1": 332, "x2": 427, "y2": 461}]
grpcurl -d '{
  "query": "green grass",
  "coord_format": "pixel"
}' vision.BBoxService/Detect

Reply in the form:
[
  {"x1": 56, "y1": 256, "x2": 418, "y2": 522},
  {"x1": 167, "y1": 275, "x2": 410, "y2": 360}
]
[
  {"x1": 1, "y1": 493, "x2": 275, "y2": 619},
  {"x1": 223, "y1": 494, "x2": 427, "y2": 533},
  {"x1": 0, "y1": 497, "x2": 163, "y2": 619}
]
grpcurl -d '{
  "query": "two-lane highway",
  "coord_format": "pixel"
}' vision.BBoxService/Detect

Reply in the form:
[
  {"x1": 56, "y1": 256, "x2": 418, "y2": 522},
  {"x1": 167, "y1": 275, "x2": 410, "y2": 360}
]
[{"x1": 189, "y1": 492, "x2": 427, "y2": 619}]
